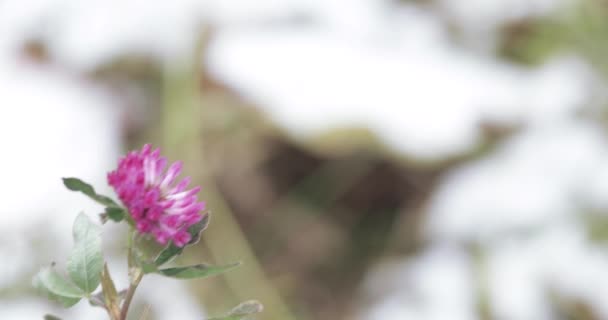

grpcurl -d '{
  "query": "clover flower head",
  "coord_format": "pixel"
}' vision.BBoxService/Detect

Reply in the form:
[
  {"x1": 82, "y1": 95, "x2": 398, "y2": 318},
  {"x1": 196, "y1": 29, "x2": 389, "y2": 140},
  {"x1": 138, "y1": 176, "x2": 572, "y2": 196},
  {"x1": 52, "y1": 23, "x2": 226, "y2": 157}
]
[{"x1": 107, "y1": 144, "x2": 205, "y2": 247}]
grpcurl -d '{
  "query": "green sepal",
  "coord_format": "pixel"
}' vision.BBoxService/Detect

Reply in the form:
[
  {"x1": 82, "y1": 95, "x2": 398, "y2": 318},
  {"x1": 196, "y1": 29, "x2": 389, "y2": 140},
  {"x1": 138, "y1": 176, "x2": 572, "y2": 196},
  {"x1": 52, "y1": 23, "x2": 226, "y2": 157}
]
[
  {"x1": 154, "y1": 213, "x2": 210, "y2": 267},
  {"x1": 104, "y1": 207, "x2": 126, "y2": 222}
]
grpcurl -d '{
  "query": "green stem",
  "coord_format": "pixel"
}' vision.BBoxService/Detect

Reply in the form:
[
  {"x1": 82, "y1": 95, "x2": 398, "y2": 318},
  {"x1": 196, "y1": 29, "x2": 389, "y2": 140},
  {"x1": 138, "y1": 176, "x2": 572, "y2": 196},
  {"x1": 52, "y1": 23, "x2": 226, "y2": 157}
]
[
  {"x1": 119, "y1": 270, "x2": 143, "y2": 320},
  {"x1": 119, "y1": 229, "x2": 144, "y2": 320}
]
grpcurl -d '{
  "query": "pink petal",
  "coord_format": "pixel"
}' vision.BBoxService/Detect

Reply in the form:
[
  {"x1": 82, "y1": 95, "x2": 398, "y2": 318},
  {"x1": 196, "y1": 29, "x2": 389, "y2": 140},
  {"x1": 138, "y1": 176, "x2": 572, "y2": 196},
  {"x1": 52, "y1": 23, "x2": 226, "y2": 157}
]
[{"x1": 161, "y1": 161, "x2": 182, "y2": 189}]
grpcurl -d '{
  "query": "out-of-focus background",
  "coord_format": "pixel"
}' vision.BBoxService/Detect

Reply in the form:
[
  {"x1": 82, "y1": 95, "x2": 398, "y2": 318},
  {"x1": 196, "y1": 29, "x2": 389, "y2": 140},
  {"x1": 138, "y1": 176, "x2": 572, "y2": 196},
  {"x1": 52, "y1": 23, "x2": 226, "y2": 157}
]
[{"x1": 3, "y1": 0, "x2": 608, "y2": 319}]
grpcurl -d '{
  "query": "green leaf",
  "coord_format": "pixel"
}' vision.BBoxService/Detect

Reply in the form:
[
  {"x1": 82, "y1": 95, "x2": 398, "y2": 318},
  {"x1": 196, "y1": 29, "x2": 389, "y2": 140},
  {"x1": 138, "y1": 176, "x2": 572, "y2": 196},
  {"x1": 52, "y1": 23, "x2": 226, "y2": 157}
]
[
  {"x1": 67, "y1": 213, "x2": 104, "y2": 293},
  {"x1": 153, "y1": 245, "x2": 181, "y2": 268},
  {"x1": 34, "y1": 267, "x2": 85, "y2": 304},
  {"x1": 33, "y1": 272, "x2": 81, "y2": 308},
  {"x1": 104, "y1": 207, "x2": 126, "y2": 222},
  {"x1": 157, "y1": 262, "x2": 240, "y2": 279},
  {"x1": 154, "y1": 213, "x2": 210, "y2": 267},
  {"x1": 43, "y1": 315, "x2": 63, "y2": 320},
  {"x1": 207, "y1": 300, "x2": 264, "y2": 320},
  {"x1": 35, "y1": 267, "x2": 85, "y2": 298},
  {"x1": 62, "y1": 177, "x2": 118, "y2": 207}
]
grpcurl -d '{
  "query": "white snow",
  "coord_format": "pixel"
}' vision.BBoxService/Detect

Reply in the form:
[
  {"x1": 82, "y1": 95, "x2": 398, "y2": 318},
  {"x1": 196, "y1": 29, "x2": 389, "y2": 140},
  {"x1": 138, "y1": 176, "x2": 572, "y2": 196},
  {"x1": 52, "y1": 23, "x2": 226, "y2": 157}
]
[
  {"x1": 0, "y1": 0, "x2": 605, "y2": 319},
  {"x1": 361, "y1": 244, "x2": 476, "y2": 320},
  {"x1": 206, "y1": 7, "x2": 590, "y2": 159},
  {"x1": 426, "y1": 120, "x2": 608, "y2": 240}
]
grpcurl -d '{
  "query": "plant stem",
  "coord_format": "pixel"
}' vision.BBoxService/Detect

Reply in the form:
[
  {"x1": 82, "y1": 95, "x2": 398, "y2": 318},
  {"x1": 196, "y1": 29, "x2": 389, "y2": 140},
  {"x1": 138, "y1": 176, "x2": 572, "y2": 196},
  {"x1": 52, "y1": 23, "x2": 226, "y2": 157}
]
[
  {"x1": 119, "y1": 229, "x2": 144, "y2": 320},
  {"x1": 119, "y1": 270, "x2": 143, "y2": 320}
]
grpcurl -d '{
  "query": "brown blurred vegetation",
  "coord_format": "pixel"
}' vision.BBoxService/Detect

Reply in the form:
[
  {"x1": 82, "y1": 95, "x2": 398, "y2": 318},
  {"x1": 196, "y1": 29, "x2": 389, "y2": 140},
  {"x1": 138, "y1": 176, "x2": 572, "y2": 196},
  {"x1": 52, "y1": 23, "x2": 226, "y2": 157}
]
[
  {"x1": 61, "y1": 35, "x2": 514, "y2": 320},
  {"x1": 17, "y1": 1, "x2": 608, "y2": 319}
]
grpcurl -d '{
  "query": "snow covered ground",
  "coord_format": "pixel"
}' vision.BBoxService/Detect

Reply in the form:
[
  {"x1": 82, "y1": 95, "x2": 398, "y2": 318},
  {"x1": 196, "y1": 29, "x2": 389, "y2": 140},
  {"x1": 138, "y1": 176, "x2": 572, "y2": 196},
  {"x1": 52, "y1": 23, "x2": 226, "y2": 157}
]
[{"x1": 1, "y1": 0, "x2": 605, "y2": 319}]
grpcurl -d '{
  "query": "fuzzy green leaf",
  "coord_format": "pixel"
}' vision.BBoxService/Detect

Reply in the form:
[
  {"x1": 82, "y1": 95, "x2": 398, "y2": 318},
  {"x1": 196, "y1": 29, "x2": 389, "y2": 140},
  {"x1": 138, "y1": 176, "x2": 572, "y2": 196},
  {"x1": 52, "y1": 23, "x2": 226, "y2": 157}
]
[
  {"x1": 67, "y1": 213, "x2": 104, "y2": 293},
  {"x1": 33, "y1": 272, "x2": 81, "y2": 308},
  {"x1": 43, "y1": 315, "x2": 63, "y2": 320},
  {"x1": 157, "y1": 262, "x2": 240, "y2": 279},
  {"x1": 34, "y1": 267, "x2": 85, "y2": 306},
  {"x1": 62, "y1": 177, "x2": 118, "y2": 207}
]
